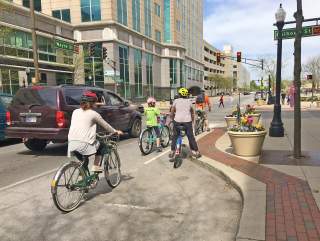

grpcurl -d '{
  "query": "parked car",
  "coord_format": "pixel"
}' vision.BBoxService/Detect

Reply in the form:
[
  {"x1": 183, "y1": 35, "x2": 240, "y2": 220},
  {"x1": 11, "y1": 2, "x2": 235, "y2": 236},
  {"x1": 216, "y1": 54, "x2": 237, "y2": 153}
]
[
  {"x1": 254, "y1": 91, "x2": 267, "y2": 101},
  {"x1": 5, "y1": 85, "x2": 142, "y2": 151},
  {"x1": 0, "y1": 93, "x2": 13, "y2": 141},
  {"x1": 243, "y1": 91, "x2": 250, "y2": 95}
]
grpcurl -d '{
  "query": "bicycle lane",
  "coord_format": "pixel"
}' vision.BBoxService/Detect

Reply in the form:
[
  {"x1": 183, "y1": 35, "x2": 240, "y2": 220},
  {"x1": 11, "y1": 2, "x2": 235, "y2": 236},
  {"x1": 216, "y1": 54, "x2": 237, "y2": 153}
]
[{"x1": 0, "y1": 131, "x2": 242, "y2": 241}]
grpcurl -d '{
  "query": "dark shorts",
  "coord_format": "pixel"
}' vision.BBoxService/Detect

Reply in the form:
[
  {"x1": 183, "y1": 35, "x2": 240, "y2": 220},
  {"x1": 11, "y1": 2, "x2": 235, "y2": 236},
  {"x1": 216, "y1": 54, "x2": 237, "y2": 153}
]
[{"x1": 148, "y1": 126, "x2": 161, "y2": 138}]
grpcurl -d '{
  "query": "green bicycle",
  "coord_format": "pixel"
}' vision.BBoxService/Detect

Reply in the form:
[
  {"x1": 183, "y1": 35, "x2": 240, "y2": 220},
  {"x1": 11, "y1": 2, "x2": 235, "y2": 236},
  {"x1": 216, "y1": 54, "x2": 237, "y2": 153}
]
[
  {"x1": 139, "y1": 115, "x2": 170, "y2": 155},
  {"x1": 51, "y1": 133, "x2": 121, "y2": 212}
]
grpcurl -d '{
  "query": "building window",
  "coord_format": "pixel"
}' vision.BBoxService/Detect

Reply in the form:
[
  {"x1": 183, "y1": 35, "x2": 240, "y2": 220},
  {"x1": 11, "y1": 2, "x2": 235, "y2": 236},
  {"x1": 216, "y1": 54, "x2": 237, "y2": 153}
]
[
  {"x1": 134, "y1": 49, "x2": 142, "y2": 97},
  {"x1": 83, "y1": 42, "x2": 104, "y2": 87},
  {"x1": 132, "y1": 0, "x2": 140, "y2": 32},
  {"x1": 170, "y1": 59, "x2": 177, "y2": 85},
  {"x1": 144, "y1": 0, "x2": 152, "y2": 37},
  {"x1": 52, "y1": 9, "x2": 71, "y2": 22},
  {"x1": 22, "y1": 0, "x2": 41, "y2": 11},
  {"x1": 180, "y1": 60, "x2": 185, "y2": 87},
  {"x1": 155, "y1": 30, "x2": 161, "y2": 42},
  {"x1": 81, "y1": 0, "x2": 101, "y2": 22},
  {"x1": 146, "y1": 53, "x2": 153, "y2": 96},
  {"x1": 154, "y1": 3, "x2": 160, "y2": 17},
  {"x1": 176, "y1": 20, "x2": 180, "y2": 32},
  {"x1": 163, "y1": 0, "x2": 171, "y2": 43},
  {"x1": 56, "y1": 73, "x2": 73, "y2": 85},
  {"x1": 119, "y1": 45, "x2": 130, "y2": 99},
  {"x1": 117, "y1": 0, "x2": 128, "y2": 26},
  {"x1": 0, "y1": 69, "x2": 19, "y2": 95}
]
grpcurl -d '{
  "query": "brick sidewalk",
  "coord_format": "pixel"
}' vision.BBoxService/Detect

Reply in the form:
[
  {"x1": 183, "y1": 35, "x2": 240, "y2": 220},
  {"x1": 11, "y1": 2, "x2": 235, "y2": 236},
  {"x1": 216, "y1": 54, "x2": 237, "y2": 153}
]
[{"x1": 198, "y1": 129, "x2": 320, "y2": 241}]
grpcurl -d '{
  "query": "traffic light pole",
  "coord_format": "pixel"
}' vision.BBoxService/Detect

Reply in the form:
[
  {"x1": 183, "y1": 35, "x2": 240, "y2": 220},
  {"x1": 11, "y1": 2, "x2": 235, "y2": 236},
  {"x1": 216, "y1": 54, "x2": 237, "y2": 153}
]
[{"x1": 91, "y1": 57, "x2": 96, "y2": 86}]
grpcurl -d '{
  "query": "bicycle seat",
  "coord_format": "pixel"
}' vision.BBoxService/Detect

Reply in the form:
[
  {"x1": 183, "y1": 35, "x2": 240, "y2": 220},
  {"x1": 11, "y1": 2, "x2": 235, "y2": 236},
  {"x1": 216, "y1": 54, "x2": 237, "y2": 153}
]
[
  {"x1": 176, "y1": 125, "x2": 186, "y2": 131},
  {"x1": 71, "y1": 151, "x2": 91, "y2": 161}
]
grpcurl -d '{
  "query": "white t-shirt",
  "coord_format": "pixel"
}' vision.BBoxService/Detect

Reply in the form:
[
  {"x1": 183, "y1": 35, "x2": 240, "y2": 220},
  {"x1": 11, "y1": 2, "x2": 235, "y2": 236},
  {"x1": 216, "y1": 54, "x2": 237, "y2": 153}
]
[
  {"x1": 172, "y1": 98, "x2": 192, "y2": 123},
  {"x1": 68, "y1": 108, "x2": 115, "y2": 144}
]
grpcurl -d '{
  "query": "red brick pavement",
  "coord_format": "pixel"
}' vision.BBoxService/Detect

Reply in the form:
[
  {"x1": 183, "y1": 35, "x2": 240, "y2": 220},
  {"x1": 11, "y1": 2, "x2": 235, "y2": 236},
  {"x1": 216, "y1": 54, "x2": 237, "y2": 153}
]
[{"x1": 198, "y1": 128, "x2": 320, "y2": 241}]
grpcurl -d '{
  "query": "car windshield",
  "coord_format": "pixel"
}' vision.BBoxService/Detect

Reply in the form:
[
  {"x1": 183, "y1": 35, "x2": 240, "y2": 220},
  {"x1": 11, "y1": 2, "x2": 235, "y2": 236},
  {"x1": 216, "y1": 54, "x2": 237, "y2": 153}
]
[
  {"x1": 12, "y1": 88, "x2": 57, "y2": 107},
  {"x1": 0, "y1": 96, "x2": 13, "y2": 108}
]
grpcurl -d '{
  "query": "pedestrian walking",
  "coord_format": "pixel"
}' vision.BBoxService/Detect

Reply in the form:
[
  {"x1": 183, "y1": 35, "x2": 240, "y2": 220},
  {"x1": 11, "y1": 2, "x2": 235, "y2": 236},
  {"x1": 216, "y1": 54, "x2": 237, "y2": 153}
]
[
  {"x1": 281, "y1": 92, "x2": 286, "y2": 105},
  {"x1": 219, "y1": 95, "x2": 224, "y2": 108}
]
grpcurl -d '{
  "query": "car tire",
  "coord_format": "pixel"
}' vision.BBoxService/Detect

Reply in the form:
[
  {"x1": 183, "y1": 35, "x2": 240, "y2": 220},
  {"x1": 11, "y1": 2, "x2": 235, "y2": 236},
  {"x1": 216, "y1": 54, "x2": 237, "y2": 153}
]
[
  {"x1": 129, "y1": 118, "x2": 142, "y2": 138},
  {"x1": 24, "y1": 139, "x2": 48, "y2": 152}
]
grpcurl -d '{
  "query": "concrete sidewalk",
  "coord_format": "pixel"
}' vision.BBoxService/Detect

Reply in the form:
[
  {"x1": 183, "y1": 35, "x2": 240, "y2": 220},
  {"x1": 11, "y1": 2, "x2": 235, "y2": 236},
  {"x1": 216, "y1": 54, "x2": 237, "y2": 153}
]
[
  {"x1": 197, "y1": 128, "x2": 320, "y2": 241},
  {"x1": 256, "y1": 102, "x2": 320, "y2": 112}
]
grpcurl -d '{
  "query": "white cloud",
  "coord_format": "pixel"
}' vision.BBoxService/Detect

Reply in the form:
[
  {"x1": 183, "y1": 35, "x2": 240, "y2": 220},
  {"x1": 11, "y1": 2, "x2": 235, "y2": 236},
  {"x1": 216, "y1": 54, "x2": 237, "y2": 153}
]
[{"x1": 204, "y1": 0, "x2": 320, "y2": 79}]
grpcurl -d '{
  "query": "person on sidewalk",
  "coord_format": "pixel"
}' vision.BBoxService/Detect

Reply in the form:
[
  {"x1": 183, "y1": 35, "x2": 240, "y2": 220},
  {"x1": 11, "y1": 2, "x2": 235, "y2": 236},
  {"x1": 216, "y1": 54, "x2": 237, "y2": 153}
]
[
  {"x1": 144, "y1": 97, "x2": 162, "y2": 152},
  {"x1": 219, "y1": 94, "x2": 224, "y2": 108},
  {"x1": 281, "y1": 92, "x2": 286, "y2": 105},
  {"x1": 195, "y1": 89, "x2": 212, "y2": 132},
  {"x1": 169, "y1": 87, "x2": 201, "y2": 159}
]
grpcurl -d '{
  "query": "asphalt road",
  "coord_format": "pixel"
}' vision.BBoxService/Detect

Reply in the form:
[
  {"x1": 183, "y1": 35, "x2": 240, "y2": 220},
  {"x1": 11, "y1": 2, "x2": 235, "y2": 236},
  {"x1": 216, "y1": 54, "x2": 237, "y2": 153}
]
[{"x1": 0, "y1": 95, "x2": 250, "y2": 241}]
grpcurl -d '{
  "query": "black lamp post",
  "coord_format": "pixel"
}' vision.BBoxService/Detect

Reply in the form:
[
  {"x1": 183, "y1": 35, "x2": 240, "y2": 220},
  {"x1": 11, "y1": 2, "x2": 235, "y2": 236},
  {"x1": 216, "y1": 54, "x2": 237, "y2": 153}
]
[{"x1": 269, "y1": 4, "x2": 286, "y2": 137}]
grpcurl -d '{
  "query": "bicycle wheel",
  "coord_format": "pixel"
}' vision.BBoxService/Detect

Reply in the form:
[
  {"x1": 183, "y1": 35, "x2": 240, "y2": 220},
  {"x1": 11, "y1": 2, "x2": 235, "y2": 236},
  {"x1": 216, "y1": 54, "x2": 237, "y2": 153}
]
[
  {"x1": 160, "y1": 126, "x2": 170, "y2": 148},
  {"x1": 104, "y1": 149, "x2": 121, "y2": 188},
  {"x1": 139, "y1": 129, "x2": 154, "y2": 155},
  {"x1": 195, "y1": 119, "x2": 201, "y2": 136},
  {"x1": 51, "y1": 162, "x2": 86, "y2": 212}
]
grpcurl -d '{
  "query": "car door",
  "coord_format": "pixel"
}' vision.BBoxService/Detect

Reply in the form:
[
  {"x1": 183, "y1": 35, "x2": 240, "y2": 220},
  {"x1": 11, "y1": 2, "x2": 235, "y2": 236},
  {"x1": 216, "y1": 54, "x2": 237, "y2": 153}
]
[{"x1": 106, "y1": 92, "x2": 130, "y2": 130}]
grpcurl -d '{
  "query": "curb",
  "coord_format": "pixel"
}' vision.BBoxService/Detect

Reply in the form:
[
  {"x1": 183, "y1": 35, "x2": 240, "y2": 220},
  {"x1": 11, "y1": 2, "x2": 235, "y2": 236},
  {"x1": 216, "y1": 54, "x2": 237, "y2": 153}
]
[{"x1": 194, "y1": 131, "x2": 266, "y2": 241}]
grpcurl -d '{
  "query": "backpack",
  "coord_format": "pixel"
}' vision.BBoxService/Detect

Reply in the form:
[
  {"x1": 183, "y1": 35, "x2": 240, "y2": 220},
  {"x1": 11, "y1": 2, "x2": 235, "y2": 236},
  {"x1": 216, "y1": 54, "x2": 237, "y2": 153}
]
[{"x1": 196, "y1": 93, "x2": 205, "y2": 104}]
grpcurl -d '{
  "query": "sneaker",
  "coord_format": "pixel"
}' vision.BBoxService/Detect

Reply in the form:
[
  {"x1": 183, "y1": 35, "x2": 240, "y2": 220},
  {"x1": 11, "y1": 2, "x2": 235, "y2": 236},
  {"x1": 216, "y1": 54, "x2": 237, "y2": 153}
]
[
  {"x1": 91, "y1": 165, "x2": 103, "y2": 173},
  {"x1": 192, "y1": 152, "x2": 202, "y2": 159},
  {"x1": 206, "y1": 128, "x2": 211, "y2": 132},
  {"x1": 157, "y1": 147, "x2": 163, "y2": 152},
  {"x1": 168, "y1": 151, "x2": 175, "y2": 159}
]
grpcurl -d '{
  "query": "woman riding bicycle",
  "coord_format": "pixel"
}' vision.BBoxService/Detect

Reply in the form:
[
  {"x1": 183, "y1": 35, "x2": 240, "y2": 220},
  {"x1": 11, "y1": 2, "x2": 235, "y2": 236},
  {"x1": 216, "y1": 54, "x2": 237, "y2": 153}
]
[
  {"x1": 68, "y1": 91, "x2": 123, "y2": 173},
  {"x1": 169, "y1": 88, "x2": 201, "y2": 159}
]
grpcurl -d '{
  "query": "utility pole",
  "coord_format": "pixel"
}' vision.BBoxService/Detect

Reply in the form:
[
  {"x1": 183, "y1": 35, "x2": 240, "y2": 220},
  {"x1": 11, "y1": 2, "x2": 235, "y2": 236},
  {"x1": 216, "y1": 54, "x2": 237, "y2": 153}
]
[
  {"x1": 293, "y1": 0, "x2": 303, "y2": 159},
  {"x1": 30, "y1": 0, "x2": 40, "y2": 84},
  {"x1": 91, "y1": 57, "x2": 96, "y2": 86}
]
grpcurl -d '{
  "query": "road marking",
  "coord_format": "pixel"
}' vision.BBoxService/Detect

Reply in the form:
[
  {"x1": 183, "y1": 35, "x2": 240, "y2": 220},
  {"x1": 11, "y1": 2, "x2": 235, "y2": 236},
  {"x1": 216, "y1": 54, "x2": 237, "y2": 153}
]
[
  {"x1": 0, "y1": 168, "x2": 57, "y2": 193},
  {"x1": 103, "y1": 203, "x2": 154, "y2": 211},
  {"x1": 144, "y1": 149, "x2": 171, "y2": 165}
]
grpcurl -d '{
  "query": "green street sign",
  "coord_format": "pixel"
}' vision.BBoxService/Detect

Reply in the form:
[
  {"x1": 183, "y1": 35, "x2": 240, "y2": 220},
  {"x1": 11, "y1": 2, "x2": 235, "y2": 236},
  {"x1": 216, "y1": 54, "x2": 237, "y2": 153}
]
[
  {"x1": 274, "y1": 26, "x2": 313, "y2": 40},
  {"x1": 55, "y1": 39, "x2": 74, "y2": 51}
]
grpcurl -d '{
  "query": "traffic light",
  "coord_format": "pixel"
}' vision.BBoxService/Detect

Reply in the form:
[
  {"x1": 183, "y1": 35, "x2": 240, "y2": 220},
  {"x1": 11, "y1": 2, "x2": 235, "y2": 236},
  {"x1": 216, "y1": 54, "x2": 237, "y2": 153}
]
[
  {"x1": 89, "y1": 42, "x2": 95, "y2": 57},
  {"x1": 73, "y1": 44, "x2": 79, "y2": 54},
  {"x1": 237, "y1": 52, "x2": 241, "y2": 62},
  {"x1": 217, "y1": 52, "x2": 221, "y2": 64},
  {"x1": 102, "y1": 47, "x2": 108, "y2": 60},
  {"x1": 307, "y1": 74, "x2": 313, "y2": 80}
]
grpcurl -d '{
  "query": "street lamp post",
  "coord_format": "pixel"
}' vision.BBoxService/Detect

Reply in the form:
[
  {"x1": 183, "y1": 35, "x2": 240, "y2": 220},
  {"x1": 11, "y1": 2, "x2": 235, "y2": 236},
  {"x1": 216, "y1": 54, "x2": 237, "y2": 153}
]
[{"x1": 269, "y1": 4, "x2": 286, "y2": 137}]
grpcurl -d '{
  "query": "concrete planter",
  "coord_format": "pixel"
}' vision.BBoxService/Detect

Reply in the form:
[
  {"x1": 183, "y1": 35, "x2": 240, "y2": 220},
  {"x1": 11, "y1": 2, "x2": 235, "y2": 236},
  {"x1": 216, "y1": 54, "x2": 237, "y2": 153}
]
[
  {"x1": 245, "y1": 113, "x2": 261, "y2": 125},
  {"x1": 225, "y1": 116, "x2": 238, "y2": 128},
  {"x1": 256, "y1": 100, "x2": 266, "y2": 106},
  {"x1": 228, "y1": 130, "x2": 267, "y2": 157}
]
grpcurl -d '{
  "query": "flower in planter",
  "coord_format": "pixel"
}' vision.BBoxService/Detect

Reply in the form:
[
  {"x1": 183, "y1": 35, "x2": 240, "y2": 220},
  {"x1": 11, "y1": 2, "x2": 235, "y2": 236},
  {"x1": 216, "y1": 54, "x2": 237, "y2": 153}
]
[
  {"x1": 245, "y1": 104, "x2": 257, "y2": 115},
  {"x1": 226, "y1": 107, "x2": 242, "y2": 117},
  {"x1": 229, "y1": 115, "x2": 265, "y2": 132}
]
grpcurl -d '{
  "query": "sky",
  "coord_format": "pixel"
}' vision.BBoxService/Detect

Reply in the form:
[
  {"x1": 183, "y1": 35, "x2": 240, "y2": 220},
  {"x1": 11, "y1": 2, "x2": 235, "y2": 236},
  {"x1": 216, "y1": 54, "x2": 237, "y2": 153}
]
[{"x1": 203, "y1": 0, "x2": 320, "y2": 80}]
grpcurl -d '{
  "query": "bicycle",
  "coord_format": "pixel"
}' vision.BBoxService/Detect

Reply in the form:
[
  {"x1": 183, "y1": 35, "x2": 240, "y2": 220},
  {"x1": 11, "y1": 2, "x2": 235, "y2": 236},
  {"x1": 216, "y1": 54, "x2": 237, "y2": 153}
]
[
  {"x1": 170, "y1": 124, "x2": 187, "y2": 169},
  {"x1": 194, "y1": 110, "x2": 205, "y2": 136},
  {"x1": 139, "y1": 115, "x2": 171, "y2": 155},
  {"x1": 51, "y1": 133, "x2": 121, "y2": 212}
]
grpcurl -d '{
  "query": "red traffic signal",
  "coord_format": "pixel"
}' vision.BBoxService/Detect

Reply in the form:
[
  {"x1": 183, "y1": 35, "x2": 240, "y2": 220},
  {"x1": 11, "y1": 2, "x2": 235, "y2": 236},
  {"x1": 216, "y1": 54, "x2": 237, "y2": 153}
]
[
  {"x1": 237, "y1": 52, "x2": 241, "y2": 62},
  {"x1": 307, "y1": 74, "x2": 313, "y2": 80},
  {"x1": 217, "y1": 52, "x2": 221, "y2": 64}
]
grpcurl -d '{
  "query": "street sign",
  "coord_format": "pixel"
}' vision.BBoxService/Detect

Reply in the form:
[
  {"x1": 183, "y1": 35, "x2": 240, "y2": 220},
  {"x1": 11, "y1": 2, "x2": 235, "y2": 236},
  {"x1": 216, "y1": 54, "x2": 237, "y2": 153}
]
[
  {"x1": 55, "y1": 40, "x2": 74, "y2": 51},
  {"x1": 104, "y1": 70, "x2": 120, "y2": 77},
  {"x1": 274, "y1": 26, "x2": 313, "y2": 40}
]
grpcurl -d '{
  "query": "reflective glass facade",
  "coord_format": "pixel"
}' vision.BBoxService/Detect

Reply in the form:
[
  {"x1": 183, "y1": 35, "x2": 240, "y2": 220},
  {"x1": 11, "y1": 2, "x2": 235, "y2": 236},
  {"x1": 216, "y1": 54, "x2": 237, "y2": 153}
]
[
  {"x1": 119, "y1": 45, "x2": 130, "y2": 99},
  {"x1": 134, "y1": 49, "x2": 142, "y2": 97},
  {"x1": 117, "y1": 0, "x2": 128, "y2": 26},
  {"x1": 144, "y1": 0, "x2": 152, "y2": 37},
  {"x1": 163, "y1": 0, "x2": 171, "y2": 43},
  {"x1": 146, "y1": 53, "x2": 153, "y2": 96},
  {"x1": 170, "y1": 59, "x2": 177, "y2": 85},
  {"x1": 22, "y1": 0, "x2": 42, "y2": 12},
  {"x1": 52, "y1": 9, "x2": 71, "y2": 23},
  {"x1": 132, "y1": 0, "x2": 140, "y2": 32},
  {"x1": 81, "y1": 0, "x2": 101, "y2": 22}
]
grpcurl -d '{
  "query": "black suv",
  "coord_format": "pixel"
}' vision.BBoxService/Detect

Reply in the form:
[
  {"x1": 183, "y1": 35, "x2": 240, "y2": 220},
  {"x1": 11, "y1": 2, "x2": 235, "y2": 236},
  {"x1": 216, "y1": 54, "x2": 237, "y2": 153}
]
[{"x1": 6, "y1": 85, "x2": 142, "y2": 151}]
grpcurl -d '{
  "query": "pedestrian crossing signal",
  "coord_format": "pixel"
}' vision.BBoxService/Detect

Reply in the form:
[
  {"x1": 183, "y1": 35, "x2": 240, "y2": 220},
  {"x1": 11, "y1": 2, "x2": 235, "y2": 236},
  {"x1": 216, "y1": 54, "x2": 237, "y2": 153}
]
[
  {"x1": 89, "y1": 43, "x2": 95, "y2": 57},
  {"x1": 102, "y1": 47, "x2": 108, "y2": 60},
  {"x1": 217, "y1": 52, "x2": 221, "y2": 64},
  {"x1": 237, "y1": 52, "x2": 241, "y2": 62}
]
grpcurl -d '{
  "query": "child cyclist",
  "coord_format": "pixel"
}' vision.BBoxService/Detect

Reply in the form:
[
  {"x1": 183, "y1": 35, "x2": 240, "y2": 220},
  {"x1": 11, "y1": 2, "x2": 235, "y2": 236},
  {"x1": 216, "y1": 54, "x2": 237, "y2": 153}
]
[{"x1": 144, "y1": 97, "x2": 162, "y2": 152}]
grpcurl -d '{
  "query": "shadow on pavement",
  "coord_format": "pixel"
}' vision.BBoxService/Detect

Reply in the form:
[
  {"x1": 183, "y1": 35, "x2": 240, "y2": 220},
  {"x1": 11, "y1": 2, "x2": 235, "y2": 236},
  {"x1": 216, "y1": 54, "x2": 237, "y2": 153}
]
[{"x1": 0, "y1": 138, "x2": 21, "y2": 147}]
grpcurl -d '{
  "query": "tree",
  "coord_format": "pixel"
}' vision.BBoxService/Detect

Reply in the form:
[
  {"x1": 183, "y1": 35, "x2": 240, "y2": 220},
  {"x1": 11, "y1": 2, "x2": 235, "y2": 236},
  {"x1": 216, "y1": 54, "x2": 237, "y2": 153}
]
[
  {"x1": 303, "y1": 55, "x2": 320, "y2": 93},
  {"x1": 72, "y1": 51, "x2": 85, "y2": 84},
  {"x1": 0, "y1": 1, "x2": 13, "y2": 38}
]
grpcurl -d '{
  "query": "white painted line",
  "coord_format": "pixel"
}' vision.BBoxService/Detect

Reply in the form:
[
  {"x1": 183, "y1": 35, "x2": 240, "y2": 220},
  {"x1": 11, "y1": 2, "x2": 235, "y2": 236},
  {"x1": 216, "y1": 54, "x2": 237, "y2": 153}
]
[
  {"x1": 144, "y1": 149, "x2": 171, "y2": 165},
  {"x1": 103, "y1": 203, "x2": 153, "y2": 211},
  {"x1": 0, "y1": 168, "x2": 57, "y2": 193}
]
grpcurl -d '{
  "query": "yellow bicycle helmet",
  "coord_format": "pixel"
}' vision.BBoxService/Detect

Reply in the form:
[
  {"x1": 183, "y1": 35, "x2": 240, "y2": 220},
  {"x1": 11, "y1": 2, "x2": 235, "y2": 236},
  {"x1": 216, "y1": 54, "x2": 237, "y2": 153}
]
[{"x1": 178, "y1": 87, "x2": 189, "y2": 97}]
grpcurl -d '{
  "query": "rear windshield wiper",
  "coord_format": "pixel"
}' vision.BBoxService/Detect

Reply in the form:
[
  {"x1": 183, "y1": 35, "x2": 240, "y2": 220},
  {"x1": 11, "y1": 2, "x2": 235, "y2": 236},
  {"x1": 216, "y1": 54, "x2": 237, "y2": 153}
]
[{"x1": 28, "y1": 104, "x2": 42, "y2": 109}]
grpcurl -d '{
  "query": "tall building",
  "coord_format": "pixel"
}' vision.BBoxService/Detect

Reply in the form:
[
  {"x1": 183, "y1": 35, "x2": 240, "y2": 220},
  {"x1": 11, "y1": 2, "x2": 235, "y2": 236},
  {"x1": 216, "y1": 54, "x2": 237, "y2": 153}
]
[
  {"x1": 9, "y1": 0, "x2": 204, "y2": 100},
  {"x1": 203, "y1": 41, "x2": 251, "y2": 95},
  {"x1": 0, "y1": 1, "x2": 75, "y2": 95}
]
